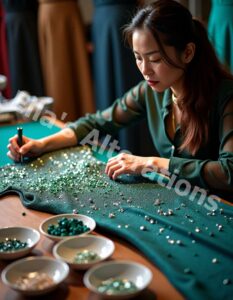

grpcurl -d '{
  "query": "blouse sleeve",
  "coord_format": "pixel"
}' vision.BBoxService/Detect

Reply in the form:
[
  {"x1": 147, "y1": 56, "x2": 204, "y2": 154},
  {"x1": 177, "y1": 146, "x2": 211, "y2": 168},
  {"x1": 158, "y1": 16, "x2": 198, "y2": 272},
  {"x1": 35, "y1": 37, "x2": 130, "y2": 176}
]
[
  {"x1": 67, "y1": 81, "x2": 147, "y2": 142},
  {"x1": 169, "y1": 98, "x2": 233, "y2": 199}
]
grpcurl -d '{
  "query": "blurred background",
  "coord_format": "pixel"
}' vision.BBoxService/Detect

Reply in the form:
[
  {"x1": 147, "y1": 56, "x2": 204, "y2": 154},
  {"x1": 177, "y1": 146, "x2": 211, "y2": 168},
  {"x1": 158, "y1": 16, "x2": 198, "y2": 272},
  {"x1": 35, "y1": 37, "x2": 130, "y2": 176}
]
[{"x1": 0, "y1": 0, "x2": 232, "y2": 155}]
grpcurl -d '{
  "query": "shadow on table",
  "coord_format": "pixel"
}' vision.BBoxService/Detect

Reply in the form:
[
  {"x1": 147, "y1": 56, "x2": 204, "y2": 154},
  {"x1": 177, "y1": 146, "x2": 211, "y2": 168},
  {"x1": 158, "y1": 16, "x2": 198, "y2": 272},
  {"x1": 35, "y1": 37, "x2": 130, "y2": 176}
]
[
  {"x1": 87, "y1": 288, "x2": 156, "y2": 300},
  {"x1": 2, "y1": 282, "x2": 69, "y2": 300}
]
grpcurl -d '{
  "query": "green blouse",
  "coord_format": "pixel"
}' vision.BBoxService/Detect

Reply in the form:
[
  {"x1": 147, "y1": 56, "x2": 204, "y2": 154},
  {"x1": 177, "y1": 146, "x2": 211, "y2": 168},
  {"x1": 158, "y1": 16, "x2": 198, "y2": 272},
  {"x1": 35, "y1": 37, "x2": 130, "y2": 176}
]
[{"x1": 68, "y1": 79, "x2": 233, "y2": 200}]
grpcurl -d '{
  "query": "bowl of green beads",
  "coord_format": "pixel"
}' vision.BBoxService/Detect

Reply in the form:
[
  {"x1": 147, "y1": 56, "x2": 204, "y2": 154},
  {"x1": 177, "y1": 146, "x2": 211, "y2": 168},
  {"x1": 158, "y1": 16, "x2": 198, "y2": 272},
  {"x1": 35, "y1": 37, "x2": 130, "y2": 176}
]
[
  {"x1": 53, "y1": 235, "x2": 115, "y2": 270},
  {"x1": 0, "y1": 227, "x2": 40, "y2": 260},
  {"x1": 39, "y1": 213, "x2": 96, "y2": 242},
  {"x1": 83, "y1": 260, "x2": 152, "y2": 299}
]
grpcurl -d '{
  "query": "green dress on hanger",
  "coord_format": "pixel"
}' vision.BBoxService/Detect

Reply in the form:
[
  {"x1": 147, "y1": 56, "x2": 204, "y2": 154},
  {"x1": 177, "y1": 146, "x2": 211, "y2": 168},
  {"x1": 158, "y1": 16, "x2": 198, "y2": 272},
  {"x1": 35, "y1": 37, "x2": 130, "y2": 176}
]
[{"x1": 208, "y1": 0, "x2": 233, "y2": 73}]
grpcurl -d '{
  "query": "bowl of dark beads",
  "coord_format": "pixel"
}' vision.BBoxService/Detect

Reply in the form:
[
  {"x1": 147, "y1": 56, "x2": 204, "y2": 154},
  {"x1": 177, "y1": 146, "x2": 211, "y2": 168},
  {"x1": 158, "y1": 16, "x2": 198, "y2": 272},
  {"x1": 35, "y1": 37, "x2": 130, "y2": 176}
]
[
  {"x1": 0, "y1": 227, "x2": 40, "y2": 260},
  {"x1": 83, "y1": 260, "x2": 152, "y2": 299},
  {"x1": 39, "y1": 213, "x2": 96, "y2": 242}
]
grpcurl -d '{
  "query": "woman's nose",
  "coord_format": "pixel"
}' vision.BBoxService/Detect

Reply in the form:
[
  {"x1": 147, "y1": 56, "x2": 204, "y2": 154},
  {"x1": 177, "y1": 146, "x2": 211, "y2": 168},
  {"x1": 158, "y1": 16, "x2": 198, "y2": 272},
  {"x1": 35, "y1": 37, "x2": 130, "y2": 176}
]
[{"x1": 141, "y1": 60, "x2": 152, "y2": 76}]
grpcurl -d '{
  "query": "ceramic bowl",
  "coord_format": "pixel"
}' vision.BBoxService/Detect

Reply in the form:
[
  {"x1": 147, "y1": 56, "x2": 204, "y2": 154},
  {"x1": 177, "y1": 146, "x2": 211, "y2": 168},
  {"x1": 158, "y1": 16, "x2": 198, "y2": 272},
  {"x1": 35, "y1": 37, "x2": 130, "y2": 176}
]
[
  {"x1": 1, "y1": 256, "x2": 69, "y2": 296},
  {"x1": 83, "y1": 260, "x2": 152, "y2": 299},
  {"x1": 39, "y1": 213, "x2": 96, "y2": 242},
  {"x1": 53, "y1": 235, "x2": 115, "y2": 270},
  {"x1": 0, "y1": 227, "x2": 40, "y2": 260}
]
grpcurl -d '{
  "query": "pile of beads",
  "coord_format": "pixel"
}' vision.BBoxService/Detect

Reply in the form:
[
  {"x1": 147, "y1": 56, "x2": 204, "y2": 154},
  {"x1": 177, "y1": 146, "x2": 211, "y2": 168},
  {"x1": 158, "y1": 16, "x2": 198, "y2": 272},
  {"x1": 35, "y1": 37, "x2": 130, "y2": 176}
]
[
  {"x1": 47, "y1": 217, "x2": 90, "y2": 237},
  {"x1": 0, "y1": 238, "x2": 28, "y2": 252},
  {"x1": 15, "y1": 272, "x2": 54, "y2": 291},
  {"x1": 73, "y1": 249, "x2": 100, "y2": 264},
  {"x1": 98, "y1": 278, "x2": 138, "y2": 295}
]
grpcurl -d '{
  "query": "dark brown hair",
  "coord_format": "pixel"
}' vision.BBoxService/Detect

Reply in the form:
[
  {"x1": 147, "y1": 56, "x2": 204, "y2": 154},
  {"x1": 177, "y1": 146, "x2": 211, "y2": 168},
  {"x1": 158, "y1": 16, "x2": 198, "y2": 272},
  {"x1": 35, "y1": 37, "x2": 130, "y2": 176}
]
[{"x1": 123, "y1": 0, "x2": 233, "y2": 155}]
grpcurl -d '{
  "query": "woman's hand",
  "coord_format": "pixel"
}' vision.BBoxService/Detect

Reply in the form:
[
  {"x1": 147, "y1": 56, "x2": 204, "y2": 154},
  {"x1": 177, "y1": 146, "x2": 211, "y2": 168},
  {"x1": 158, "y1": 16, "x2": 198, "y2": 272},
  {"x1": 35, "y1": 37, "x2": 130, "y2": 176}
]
[
  {"x1": 105, "y1": 152, "x2": 169, "y2": 180},
  {"x1": 7, "y1": 135, "x2": 45, "y2": 162}
]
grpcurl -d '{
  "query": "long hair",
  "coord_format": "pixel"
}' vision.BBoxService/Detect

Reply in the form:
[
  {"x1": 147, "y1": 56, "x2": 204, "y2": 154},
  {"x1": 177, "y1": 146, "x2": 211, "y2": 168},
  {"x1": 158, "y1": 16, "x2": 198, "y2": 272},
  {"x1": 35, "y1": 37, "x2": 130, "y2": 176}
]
[{"x1": 123, "y1": 0, "x2": 233, "y2": 155}]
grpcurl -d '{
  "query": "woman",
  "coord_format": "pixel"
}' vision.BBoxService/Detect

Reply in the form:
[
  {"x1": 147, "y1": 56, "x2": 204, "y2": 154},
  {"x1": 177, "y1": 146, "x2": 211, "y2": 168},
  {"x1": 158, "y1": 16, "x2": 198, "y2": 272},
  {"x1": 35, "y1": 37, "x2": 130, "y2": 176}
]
[{"x1": 7, "y1": 0, "x2": 233, "y2": 200}]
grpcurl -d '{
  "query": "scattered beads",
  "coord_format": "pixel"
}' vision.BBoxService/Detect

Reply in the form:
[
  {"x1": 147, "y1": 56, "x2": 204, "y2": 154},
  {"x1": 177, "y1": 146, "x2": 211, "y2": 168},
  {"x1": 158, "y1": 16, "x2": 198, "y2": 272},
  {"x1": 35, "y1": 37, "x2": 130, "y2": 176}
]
[
  {"x1": 97, "y1": 278, "x2": 138, "y2": 295},
  {"x1": 212, "y1": 258, "x2": 218, "y2": 264},
  {"x1": 109, "y1": 213, "x2": 115, "y2": 219},
  {"x1": 140, "y1": 226, "x2": 146, "y2": 231},
  {"x1": 0, "y1": 238, "x2": 28, "y2": 252},
  {"x1": 168, "y1": 239, "x2": 175, "y2": 245},
  {"x1": 47, "y1": 217, "x2": 90, "y2": 236},
  {"x1": 223, "y1": 278, "x2": 231, "y2": 285},
  {"x1": 0, "y1": 147, "x2": 107, "y2": 198},
  {"x1": 184, "y1": 268, "x2": 191, "y2": 274}
]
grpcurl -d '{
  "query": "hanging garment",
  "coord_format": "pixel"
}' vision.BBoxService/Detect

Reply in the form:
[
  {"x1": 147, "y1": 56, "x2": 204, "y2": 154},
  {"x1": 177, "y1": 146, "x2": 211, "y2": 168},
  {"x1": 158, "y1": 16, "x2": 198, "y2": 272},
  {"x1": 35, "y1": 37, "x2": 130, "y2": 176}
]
[
  {"x1": 0, "y1": 2, "x2": 11, "y2": 98},
  {"x1": 38, "y1": 0, "x2": 95, "y2": 122},
  {"x1": 208, "y1": 0, "x2": 233, "y2": 73},
  {"x1": 92, "y1": 0, "x2": 155, "y2": 155},
  {"x1": 2, "y1": 0, "x2": 44, "y2": 97}
]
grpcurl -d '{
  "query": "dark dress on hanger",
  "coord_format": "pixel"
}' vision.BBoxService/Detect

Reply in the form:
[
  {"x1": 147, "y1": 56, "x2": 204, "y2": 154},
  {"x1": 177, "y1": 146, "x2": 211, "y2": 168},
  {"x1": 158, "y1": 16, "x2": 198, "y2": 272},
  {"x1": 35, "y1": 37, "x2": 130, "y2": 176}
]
[
  {"x1": 92, "y1": 0, "x2": 155, "y2": 155},
  {"x1": 0, "y1": 2, "x2": 11, "y2": 98},
  {"x1": 2, "y1": 0, "x2": 44, "y2": 97}
]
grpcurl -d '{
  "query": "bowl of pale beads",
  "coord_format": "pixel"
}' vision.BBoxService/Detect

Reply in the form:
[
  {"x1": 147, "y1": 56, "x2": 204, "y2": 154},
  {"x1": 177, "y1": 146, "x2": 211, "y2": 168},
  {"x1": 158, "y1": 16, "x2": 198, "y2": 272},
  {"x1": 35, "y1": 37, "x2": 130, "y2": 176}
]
[
  {"x1": 1, "y1": 256, "x2": 69, "y2": 296},
  {"x1": 39, "y1": 213, "x2": 96, "y2": 242},
  {"x1": 83, "y1": 260, "x2": 152, "y2": 299},
  {"x1": 53, "y1": 235, "x2": 115, "y2": 270},
  {"x1": 0, "y1": 227, "x2": 40, "y2": 260}
]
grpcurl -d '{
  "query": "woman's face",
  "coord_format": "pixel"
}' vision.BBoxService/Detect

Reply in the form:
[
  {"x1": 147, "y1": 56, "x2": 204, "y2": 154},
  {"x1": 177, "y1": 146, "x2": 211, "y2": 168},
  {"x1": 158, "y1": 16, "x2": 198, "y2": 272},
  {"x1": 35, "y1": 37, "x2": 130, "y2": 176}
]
[{"x1": 132, "y1": 28, "x2": 186, "y2": 94}]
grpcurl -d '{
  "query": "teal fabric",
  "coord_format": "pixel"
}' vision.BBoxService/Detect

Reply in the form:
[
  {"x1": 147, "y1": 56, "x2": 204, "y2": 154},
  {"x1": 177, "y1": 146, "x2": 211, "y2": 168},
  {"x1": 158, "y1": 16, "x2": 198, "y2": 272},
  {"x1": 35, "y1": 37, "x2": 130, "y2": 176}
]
[
  {"x1": 208, "y1": 0, "x2": 233, "y2": 73},
  {"x1": 0, "y1": 146, "x2": 233, "y2": 300},
  {"x1": 68, "y1": 79, "x2": 233, "y2": 200},
  {"x1": 0, "y1": 121, "x2": 60, "y2": 167}
]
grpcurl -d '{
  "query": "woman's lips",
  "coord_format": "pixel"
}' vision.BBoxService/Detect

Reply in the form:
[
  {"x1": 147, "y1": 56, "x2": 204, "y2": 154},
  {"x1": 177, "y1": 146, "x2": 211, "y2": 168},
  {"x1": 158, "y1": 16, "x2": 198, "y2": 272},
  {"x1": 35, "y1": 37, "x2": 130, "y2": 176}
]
[{"x1": 147, "y1": 80, "x2": 159, "y2": 86}]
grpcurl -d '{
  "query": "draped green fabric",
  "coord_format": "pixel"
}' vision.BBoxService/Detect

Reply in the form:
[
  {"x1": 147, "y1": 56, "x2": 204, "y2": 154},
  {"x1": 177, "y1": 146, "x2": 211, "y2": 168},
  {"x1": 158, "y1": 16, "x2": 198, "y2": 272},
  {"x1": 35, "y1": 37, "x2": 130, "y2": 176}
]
[{"x1": 0, "y1": 122, "x2": 233, "y2": 300}]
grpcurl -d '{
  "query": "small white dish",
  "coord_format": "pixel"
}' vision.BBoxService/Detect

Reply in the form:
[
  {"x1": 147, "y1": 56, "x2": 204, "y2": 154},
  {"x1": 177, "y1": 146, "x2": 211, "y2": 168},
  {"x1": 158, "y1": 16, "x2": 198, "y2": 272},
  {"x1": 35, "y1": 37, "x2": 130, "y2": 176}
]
[
  {"x1": 39, "y1": 213, "x2": 96, "y2": 242},
  {"x1": 0, "y1": 227, "x2": 40, "y2": 260},
  {"x1": 1, "y1": 256, "x2": 69, "y2": 296},
  {"x1": 83, "y1": 260, "x2": 152, "y2": 299},
  {"x1": 53, "y1": 235, "x2": 115, "y2": 270}
]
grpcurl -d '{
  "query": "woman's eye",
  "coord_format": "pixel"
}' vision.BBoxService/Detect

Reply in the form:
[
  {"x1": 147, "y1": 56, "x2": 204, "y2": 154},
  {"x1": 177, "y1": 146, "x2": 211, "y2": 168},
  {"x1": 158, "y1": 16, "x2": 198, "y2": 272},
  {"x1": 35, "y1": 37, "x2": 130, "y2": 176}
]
[{"x1": 150, "y1": 59, "x2": 161, "y2": 63}]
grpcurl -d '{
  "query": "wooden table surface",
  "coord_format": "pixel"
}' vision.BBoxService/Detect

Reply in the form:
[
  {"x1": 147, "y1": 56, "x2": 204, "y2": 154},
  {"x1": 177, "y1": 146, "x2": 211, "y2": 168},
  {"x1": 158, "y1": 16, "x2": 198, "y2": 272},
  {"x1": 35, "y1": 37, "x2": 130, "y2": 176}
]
[{"x1": 0, "y1": 194, "x2": 184, "y2": 300}]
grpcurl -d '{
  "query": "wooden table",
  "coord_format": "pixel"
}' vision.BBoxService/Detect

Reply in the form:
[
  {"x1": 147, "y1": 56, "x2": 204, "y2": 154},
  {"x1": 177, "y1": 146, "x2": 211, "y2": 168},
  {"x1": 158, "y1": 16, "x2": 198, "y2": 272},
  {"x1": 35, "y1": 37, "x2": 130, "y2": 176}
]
[{"x1": 0, "y1": 194, "x2": 184, "y2": 300}]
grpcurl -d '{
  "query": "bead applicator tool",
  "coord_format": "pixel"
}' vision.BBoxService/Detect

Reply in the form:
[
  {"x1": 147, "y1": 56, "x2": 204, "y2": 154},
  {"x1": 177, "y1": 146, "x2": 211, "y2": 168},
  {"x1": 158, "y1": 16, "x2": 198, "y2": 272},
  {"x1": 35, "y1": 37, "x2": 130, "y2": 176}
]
[{"x1": 17, "y1": 127, "x2": 23, "y2": 163}]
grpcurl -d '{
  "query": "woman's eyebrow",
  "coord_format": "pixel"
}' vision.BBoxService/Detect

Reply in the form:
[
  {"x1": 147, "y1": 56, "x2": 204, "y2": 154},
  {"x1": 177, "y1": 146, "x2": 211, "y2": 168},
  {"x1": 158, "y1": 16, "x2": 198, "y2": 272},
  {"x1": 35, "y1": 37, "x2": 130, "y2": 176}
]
[{"x1": 133, "y1": 50, "x2": 160, "y2": 55}]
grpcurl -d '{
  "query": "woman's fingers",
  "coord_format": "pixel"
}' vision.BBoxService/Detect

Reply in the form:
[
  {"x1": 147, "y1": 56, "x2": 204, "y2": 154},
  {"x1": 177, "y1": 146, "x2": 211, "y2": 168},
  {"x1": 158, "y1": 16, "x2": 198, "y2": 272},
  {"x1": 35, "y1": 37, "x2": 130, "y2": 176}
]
[
  {"x1": 110, "y1": 166, "x2": 125, "y2": 180},
  {"x1": 7, "y1": 135, "x2": 35, "y2": 161},
  {"x1": 9, "y1": 135, "x2": 20, "y2": 151},
  {"x1": 7, "y1": 142, "x2": 19, "y2": 158},
  {"x1": 7, "y1": 150, "x2": 20, "y2": 162},
  {"x1": 105, "y1": 159, "x2": 125, "y2": 179},
  {"x1": 105, "y1": 153, "x2": 153, "y2": 179}
]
